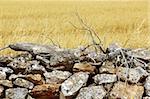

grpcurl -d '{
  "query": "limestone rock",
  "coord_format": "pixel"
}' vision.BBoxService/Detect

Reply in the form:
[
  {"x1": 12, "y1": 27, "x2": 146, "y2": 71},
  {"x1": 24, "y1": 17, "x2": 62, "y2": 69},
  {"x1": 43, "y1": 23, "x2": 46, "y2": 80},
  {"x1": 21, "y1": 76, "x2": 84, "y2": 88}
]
[
  {"x1": 73, "y1": 63, "x2": 96, "y2": 73},
  {"x1": 61, "y1": 72, "x2": 89, "y2": 96},
  {"x1": 76, "y1": 86, "x2": 106, "y2": 99},
  {"x1": 0, "y1": 71, "x2": 6, "y2": 80},
  {"x1": 117, "y1": 66, "x2": 149, "y2": 83},
  {"x1": 5, "y1": 88, "x2": 28, "y2": 99},
  {"x1": 13, "y1": 78, "x2": 34, "y2": 89},
  {"x1": 26, "y1": 95, "x2": 35, "y2": 99},
  {"x1": 9, "y1": 74, "x2": 26, "y2": 80},
  {"x1": 44, "y1": 70, "x2": 72, "y2": 84},
  {"x1": 0, "y1": 86, "x2": 4, "y2": 97},
  {"x1": 144, "y1": 76, "x2": 150, "y2": 96},
  {"x1": 143, "y1": 97, "x2": 150, "y2": 99},
  {"x1": 47, "y1": 50, "x2": 76, "y2": 71},
  {"x1": 7, "y1": 56, "x2": 28, "y2": 73},
  {"x1": 93, "y1": 74, "x2": 117, "y2": 85},
  {"x1": 99, "y1": 61, "x2": 116, "y2": 74},
  {"x1": 0, "y1": 80, "x2": 13, "y2": 87},
  {"x1": 26, "y1": 60, "x2": 46, "y2": 74},
  {"x1": 0, "y1": 67, "x2": 13, "y2": 74},
  {"x1": 109, "y1": 81, "x2": 144, "y2": 99},
  {"x1": 103, "y1": 83, "x2": 114, "y2": 91},
  {"x1": 26, "y1": 74, "x2": 44, "y2": 85},
  {"x1": 31, "y1": 83, "x2": 60, "y2": 99}
]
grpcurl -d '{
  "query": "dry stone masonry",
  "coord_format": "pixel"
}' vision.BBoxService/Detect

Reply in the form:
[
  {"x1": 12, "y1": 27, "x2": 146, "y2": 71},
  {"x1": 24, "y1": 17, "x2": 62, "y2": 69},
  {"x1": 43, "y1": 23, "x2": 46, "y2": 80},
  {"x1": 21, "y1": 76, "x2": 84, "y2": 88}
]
[{"x1": 0, "y1": 42, "x2": 150, "y2": 99}]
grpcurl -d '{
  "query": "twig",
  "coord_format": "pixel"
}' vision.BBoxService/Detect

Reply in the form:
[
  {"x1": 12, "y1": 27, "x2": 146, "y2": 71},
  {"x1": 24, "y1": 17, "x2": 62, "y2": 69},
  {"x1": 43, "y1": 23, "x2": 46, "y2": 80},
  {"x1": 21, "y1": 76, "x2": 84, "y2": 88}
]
[
  {"x1": 0, "y1": 46, "x2": 9, "y2": 51},
  {"x1": 70, "y1": 12, "x2": 105, "y2": 53}
]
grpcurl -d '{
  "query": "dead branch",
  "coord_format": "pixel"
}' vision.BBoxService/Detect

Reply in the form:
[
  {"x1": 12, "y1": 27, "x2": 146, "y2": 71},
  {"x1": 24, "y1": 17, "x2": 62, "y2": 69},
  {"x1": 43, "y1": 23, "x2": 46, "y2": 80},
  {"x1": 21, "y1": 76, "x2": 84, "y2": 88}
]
[
  {"x1": 0, "y1": 46, "x2": 9, "y2": 51},
  {"x1": 70, "y1": 12, "x2": 105, "y2": 54}
]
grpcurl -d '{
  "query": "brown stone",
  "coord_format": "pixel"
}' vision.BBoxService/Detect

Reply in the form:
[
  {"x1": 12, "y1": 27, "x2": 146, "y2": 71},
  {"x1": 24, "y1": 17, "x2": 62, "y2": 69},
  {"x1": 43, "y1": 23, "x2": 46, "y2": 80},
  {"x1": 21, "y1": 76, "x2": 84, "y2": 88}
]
[
  {"x1": 99, "y1": 61, "x2": 116, "y2": 74},
  {"x1": 73, "y1": 63, "x2": 96, "y2": 73},
  {"x1": 31, "y1": 83, "x2": 60, "y2": 99},
  {"x1": 26, "y1": 74, "x2": 44, "y2": 85},
  {"x1": 0, "y1": 80, "x2": 13, "y2": 87},
  {"x1": 109, "y1": 81, "x2": 144, "y2": 99}
]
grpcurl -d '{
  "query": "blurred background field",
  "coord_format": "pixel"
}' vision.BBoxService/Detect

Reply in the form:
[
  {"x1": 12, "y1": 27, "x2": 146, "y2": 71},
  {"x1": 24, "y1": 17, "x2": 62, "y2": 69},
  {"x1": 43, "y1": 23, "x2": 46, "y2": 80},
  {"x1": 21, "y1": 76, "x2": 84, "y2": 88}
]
[{"x1": 0, "y1": 0, "x2": 149, "y2": 54}]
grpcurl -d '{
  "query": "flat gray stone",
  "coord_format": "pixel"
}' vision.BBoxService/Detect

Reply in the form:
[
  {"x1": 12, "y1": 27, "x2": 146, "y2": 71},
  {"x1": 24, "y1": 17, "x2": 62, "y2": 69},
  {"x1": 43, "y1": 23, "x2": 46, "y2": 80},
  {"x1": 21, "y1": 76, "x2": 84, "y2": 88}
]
[
  {"x1": 61, "y1": 72, "x2": 89, "y2": 96},
  {"x1": 13, "y1": 78, "x2": 34, "y2": 89},
  {"x1": 44, "y1": 70, "x2": 72, "y2": 84},
  {"x1": 117, "y1": 66, "x2": 149, "y2": 83},
  {"x1": 76, "y1": 86, "x2": 106, "y2": 99},
  {"x1": 93, "y1": 74, "x2": 117, "y2": 84},
  {"x1": 5, "y1": 88, "x2": 28, "y2": 99}
]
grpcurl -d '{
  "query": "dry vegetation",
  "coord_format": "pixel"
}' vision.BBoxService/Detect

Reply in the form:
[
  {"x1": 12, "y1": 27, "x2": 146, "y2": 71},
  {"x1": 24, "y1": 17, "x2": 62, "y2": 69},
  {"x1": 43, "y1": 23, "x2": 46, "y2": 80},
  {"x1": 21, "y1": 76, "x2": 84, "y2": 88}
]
[{"x1": 0, "y1": 0, "x2": 149, "y2": 54}]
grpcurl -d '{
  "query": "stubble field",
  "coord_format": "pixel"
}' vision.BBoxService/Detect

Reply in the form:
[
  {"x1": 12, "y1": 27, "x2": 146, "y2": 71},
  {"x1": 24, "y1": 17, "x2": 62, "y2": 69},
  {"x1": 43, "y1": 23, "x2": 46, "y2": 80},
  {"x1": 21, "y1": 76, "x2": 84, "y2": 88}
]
[{"x1": 0, "y1": 0, "x2": 149, "y2": 54}]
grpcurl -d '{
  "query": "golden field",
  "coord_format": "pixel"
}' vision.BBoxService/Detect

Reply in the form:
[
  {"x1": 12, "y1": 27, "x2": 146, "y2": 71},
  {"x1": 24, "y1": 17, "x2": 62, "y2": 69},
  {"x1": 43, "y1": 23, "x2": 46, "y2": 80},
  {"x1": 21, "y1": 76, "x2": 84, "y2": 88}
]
[{"x1": 0, "y1": 0, "x2": 149, "y2": 54}]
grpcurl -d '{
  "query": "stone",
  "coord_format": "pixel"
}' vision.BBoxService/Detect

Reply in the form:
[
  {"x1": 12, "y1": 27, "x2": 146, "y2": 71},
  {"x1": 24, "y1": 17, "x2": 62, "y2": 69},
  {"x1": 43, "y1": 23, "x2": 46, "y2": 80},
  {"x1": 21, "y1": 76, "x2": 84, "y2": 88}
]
[
  {"x1": 0, "y1": 71, "x2": 6, "y2": 80},
  {"x1": 0, "y1": 86, "x2": 4, "y2": 97},
  {"x1": 73, "y1": 63, "x2": 96, "y2": 73},
  {"x1": 109, "y1": 81, "x2": 144, "y2": 99},
  {"x1": 47, "y1": 50, "x2": 76, "y2": 71},
  {"x1": 13, "y1": 78, "x2": 34, "y2": 89},
  {"x1": 9, "y1": 74, "x2": 26, "y2": 80},
  {"x1": 76, "y1": 86, "x2": 106, "y2": 99},
  {"x1": 61, "y1": 72, "x2": 89, "y2": 96},
  {"x1": 117, "y1": 66, "x2": 149, "y2": 83},
  {"x1": 7, "y1": 56, "x2": 28, "y2": 73},
  {"x1": 26, "y1": 95, "x2": 35, "y2": 99},
  {"x1": 144, "y1": 76, "x2": 150, "y2": 96},
  {"x1": 0, "y1": 56, "x2": 13, "y2": 64},
  {"x1": 0, "y1": 80, "x2": 13, "y2": 87},
  {"x1": 44, "y1": 70, "x2": 72, "y2": 84},
  {"x1": 130, "y1": 48, "x2": 150, "y2": 60},
  {"x1": 26, "y1": 60, "x2": 46, "y2": 74},
  {"x1": 26, "y1": 74, "x2": 44, "y2": 85},
  {"x1": 36, "y1": 55, "x2": 50, "y2": 66},
  {"x1": 0, "y1": 67, "x2": 13, "y2": 74},
  {"x1": 31, "y1": 83, "x2": 60, "y2": 99},
  {"x1": 99, "y1": 61, "x2": 116, "y2": 74},
  {"x1": 103, "y1": 83, "x2": 114, "y2": 91},
  {"x1": 93, "y1": 74, "x2": 117, "y2": 85},
  {"x1": 143, "y1": 97, "x2": 150, "y2": 99},
  {"x1": 5, "y1": 88, "x2": 28, "y2": 99}
]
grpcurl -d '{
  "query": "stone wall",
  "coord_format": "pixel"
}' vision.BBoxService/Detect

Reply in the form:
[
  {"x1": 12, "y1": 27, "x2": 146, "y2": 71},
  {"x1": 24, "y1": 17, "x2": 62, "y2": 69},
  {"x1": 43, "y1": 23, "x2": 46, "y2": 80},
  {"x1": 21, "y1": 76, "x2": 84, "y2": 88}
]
[{"x1": 0, "y1": 43, "x2": 150, "y2": 99}]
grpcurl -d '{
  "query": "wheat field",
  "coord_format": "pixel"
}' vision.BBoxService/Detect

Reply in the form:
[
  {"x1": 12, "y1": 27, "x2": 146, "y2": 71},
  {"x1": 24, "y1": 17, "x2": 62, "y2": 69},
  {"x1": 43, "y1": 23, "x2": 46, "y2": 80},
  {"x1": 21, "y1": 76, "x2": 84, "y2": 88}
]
[{"x1": 0, "y1": 0, "x2": 149, "y2": 54}]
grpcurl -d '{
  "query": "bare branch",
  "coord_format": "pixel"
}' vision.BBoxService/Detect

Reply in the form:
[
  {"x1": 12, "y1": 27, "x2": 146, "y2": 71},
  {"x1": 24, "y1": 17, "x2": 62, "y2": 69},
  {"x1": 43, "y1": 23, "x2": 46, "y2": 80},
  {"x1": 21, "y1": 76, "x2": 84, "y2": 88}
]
[{"x1": 0, "y1": 46, "x2": 9, "y2": 51}]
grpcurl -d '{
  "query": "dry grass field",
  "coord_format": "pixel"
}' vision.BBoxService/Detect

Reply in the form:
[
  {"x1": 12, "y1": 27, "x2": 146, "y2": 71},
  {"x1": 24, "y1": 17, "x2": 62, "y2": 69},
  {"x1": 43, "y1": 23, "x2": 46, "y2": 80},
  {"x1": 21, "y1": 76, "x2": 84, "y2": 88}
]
[{"x1": 0, "y1": 0, "x2": 149, "y2": 54}]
